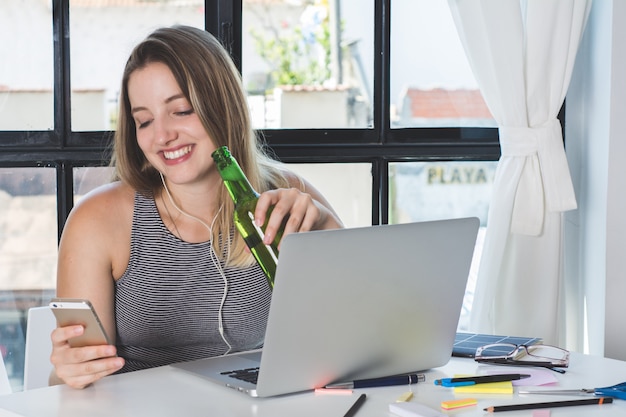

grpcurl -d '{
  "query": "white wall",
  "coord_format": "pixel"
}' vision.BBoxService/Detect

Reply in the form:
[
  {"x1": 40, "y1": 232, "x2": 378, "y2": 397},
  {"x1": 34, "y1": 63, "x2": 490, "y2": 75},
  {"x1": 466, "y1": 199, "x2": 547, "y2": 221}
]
[
  {"x1": 565, "y1": 0, "x2": 626, "y2": 359},
  {"x1": 603, "y1": 0, "x2": 626, "y2": 361},
  {"x1": 0, "y1": 91, "x2": 106, "y2": 131}
]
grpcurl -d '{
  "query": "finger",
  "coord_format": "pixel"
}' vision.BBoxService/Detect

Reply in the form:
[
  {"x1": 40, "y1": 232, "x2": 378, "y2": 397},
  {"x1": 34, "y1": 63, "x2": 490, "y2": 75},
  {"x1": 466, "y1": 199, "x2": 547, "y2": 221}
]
[
  {"x1": 280, "y1": 200, "x2": 320, "y2": 240},
  {"x1": 69, "y1": 344, "x2": 119, "y2": 363},
  {"x1": 263, "y1": 191, "x2": 298, "y2": 243},
  {"x1": 51, "y1": 325, "x2": 85, "y2": 346},
  {"x1": 276, "y1": 191, "x2": 316, "y2": 235},
  {"x1": 50, "y1": 344, "x2": 118, "y2": 377},
  {"x1": 51, "y1": 325, "x2": 117, "y2": 361},
  {"x1": 57, "y1": 356, "x2": 125, "y2": 389},
  {"x1": 288, "y1": 199, "x2": 320, "y2": 233},
  {"x1": 255, "y1": 191, "x2": 278, "y2": 228}
]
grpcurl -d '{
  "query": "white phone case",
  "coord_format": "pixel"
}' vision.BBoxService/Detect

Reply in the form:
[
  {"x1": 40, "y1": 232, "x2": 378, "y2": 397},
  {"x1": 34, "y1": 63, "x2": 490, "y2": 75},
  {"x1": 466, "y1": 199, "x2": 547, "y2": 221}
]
[{"x1": 49, "y1": 298, "x2": 111, "y2": 347}]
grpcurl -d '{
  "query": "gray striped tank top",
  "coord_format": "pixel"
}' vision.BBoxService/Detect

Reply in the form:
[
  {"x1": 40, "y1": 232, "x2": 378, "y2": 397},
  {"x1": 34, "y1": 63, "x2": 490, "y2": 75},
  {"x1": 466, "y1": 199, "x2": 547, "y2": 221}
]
[{"x1": 114, "y1": 192, "x2": 272, "y2": 373}]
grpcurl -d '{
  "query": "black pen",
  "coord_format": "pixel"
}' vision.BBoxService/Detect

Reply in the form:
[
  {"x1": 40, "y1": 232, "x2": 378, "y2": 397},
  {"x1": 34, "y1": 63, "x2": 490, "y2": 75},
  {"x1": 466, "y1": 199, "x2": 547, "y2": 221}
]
[
  {"x1": 343, "y1": 393, "x2": 367, "y2": 417},
  {"x1": 326, "y1": 373, "x2": 425, "y2": 389},
  {"x1": 434, "y1": 373, "x2": 531, "y2": 387}
]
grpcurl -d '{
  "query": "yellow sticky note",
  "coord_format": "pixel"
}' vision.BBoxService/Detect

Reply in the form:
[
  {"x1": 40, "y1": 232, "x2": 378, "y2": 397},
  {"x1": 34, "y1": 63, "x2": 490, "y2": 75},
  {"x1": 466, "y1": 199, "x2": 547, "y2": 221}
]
[
  {"x1": 396, "y1": 391, "x2": 414, "y2": 402},
  {"x1": 453, "y1": 380, "x2": 513, "y2": 394}
]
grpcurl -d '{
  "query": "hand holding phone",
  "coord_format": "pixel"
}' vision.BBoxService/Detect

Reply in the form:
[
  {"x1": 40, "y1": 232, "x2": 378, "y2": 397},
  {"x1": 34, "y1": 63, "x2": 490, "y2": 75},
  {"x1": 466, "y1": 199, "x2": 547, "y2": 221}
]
[{"x1": 50, "y1": 298, "x2": 112, "y2": 348}]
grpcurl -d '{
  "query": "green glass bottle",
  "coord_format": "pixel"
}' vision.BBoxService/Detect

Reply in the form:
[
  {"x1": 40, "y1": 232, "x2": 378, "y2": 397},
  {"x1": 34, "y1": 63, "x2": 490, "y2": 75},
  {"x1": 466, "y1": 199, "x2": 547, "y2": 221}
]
[{"x1": 212, "y1": 146, "x2": 281, "y2": 288}]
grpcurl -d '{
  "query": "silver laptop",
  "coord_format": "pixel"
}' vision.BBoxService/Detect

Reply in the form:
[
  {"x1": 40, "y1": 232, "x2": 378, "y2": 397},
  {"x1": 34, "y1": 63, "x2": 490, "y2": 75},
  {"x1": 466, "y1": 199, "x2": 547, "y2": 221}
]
[{"x1": 172, "y1": 217, "x2": 479, "y2": 397}]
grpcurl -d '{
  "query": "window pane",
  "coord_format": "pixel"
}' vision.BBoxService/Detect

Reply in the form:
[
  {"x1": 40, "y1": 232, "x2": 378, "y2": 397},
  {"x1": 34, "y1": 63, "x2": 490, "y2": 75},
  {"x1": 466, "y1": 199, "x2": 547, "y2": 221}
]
[
  {"x1": 391, "y1": 0, "x2": 496, "y2": 128},
  {"x1": 390, "y1": 161, "x2": 495, "y2": 225},
  {"x1": 0, "y1": 168, "x2": 57, "y2": 391},
  {"x1": 0, "y1": 2, "x2": 54, "y2": 130},
  {"x1": 73, "y1": 167, "x2": 114, "y2": 201},
  {"x1": 286, "y1": 163, "x2": 371, "y2": 228},
  {"x1": 243, "y1": 0, "x2": 373, "y2": 129},
  {"x1": 390, "y1": 161, "x2": 497, "y2": 330},
  {"x1": 69, "y1": 0, "x2": 204, "y2": 131}
]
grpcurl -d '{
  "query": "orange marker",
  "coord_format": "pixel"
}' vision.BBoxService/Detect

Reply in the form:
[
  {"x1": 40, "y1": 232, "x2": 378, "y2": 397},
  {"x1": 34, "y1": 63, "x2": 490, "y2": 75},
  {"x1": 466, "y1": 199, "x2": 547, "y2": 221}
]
[{"x1": 441, "y1": 398, "x2": 478, "y2": 410}]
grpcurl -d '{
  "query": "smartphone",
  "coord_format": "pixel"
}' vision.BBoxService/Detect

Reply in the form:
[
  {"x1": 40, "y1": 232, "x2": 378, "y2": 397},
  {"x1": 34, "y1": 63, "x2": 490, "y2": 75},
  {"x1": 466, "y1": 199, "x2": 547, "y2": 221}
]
[{"x1": 49, "y1": 298, "x2": 112, "y2": 348}]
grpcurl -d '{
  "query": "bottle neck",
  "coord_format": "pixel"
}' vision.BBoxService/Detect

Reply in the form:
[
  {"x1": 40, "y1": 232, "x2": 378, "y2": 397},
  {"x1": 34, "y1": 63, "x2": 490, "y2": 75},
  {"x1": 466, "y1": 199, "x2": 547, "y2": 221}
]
[{"x1": 212, "y1": 147, "x2": 259, "y2": 205}]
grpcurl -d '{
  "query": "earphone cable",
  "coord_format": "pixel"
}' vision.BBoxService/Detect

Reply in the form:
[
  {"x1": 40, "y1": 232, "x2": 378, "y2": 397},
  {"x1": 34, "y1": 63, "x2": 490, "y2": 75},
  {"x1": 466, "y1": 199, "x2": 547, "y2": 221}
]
[{"x1": 160, "y1": 173, "x2": 232, "y2": 354}]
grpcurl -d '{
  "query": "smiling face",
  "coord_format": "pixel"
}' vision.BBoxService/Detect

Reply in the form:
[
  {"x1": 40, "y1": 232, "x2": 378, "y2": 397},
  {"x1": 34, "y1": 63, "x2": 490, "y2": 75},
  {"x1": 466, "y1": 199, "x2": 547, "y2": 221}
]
[{"x1": 128, "y1": 61, "x2": 219, "y2": 188}]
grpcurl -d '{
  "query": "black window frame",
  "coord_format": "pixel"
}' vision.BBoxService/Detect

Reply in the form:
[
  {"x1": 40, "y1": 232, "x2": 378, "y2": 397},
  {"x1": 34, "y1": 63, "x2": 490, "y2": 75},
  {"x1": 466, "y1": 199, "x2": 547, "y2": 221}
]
[{"x1": 0, "y1": 0, "x2": 501, "y2": 242}]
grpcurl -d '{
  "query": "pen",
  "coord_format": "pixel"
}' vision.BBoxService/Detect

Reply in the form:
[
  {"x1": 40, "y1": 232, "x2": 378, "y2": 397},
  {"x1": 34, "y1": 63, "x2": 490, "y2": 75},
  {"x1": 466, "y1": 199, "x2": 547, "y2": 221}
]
[
  {"x1": 434, "y1": 373, "x2": 531, "y2": 387},
  {"x1": 343, "y1": 393, "x2": 366, "y2": 417},
  {"x1": 326, "y1": 373, "x2": 425, "y2": 389},
  {"x1": 484, "y1": 396, "x2": 613, "y2": 413}
]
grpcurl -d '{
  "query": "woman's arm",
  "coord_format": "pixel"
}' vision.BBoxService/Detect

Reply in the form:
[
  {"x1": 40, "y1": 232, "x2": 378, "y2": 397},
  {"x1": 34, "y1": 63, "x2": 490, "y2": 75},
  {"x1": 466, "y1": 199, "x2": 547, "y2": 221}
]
[{"x1": 50, "y1": 182, "x2": 132, "y2": 388}]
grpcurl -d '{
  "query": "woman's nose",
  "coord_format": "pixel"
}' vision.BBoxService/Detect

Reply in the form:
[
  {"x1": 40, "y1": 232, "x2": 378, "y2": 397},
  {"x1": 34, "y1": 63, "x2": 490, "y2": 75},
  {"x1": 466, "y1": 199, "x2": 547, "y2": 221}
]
[{"x1": 153, "y1": 117, "x2": 177, "y2": 145}]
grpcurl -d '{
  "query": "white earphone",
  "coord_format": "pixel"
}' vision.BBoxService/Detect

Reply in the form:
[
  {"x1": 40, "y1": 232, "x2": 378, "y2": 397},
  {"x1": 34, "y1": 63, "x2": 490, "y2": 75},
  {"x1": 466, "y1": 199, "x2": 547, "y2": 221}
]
[{"x1": 160, "y1": 172, "x2": 232, "y2": 354}]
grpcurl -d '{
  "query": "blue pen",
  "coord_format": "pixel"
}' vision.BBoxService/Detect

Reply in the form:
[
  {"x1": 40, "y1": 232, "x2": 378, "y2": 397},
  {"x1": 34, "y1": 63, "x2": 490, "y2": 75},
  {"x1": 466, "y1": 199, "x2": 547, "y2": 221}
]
[
  {"x1": 326, "y1": 373, "x2": 426, "y2": 389},
  {"x1": 434, "y1": 373, "x2": 531, "y2": 387}
]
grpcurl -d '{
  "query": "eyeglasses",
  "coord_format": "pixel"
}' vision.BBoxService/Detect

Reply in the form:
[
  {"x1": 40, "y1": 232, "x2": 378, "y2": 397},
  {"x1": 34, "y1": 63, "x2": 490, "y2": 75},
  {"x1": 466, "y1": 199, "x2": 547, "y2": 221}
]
[{"x1": 474, "y1": 343, "x2": 570, "y2": 371}]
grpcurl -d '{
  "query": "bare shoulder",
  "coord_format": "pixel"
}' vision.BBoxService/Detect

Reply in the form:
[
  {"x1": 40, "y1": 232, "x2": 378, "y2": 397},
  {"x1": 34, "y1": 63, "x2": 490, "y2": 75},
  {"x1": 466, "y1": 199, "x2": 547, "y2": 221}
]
[
  {"x1": 58, "y1": 181, "x2": 136, "y2": 283},
  {"x1": 60, "y1": 181, "x2": 135, "y2": 254},
  {"x1": 66, "y1": 181, "x2": 134, "y2": 233}
]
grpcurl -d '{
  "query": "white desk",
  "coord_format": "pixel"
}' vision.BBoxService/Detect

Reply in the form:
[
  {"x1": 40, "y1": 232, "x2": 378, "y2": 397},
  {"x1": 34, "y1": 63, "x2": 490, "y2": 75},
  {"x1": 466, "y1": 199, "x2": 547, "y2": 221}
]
[{"x1": 0, "y1": 352, "x2": 624, "y2": 416}]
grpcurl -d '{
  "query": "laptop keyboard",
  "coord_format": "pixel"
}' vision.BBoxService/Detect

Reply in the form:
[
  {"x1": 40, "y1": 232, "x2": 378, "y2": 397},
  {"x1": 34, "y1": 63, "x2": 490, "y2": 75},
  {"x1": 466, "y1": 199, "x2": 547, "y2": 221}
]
[{"x1": 221, "y1": 367, "x2": 260, "y2": 384}]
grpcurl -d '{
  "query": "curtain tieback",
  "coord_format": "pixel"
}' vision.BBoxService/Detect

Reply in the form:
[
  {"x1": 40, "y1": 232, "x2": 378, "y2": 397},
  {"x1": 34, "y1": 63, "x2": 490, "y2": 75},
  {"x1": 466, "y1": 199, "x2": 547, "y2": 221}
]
[{"x1": 499, "y1": 120, "x2": 577, "y2": 235}]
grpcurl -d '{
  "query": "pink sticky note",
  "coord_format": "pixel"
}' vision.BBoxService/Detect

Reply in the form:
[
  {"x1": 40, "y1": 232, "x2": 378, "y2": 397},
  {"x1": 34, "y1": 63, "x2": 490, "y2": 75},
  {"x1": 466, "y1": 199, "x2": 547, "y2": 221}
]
[{"x1": 532, "y1": 410, "x2": 551, "y2": 417}]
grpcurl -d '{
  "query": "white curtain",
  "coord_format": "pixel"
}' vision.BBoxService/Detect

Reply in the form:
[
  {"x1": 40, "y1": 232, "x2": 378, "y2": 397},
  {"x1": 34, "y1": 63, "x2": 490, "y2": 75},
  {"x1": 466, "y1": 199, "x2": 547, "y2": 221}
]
[{"x1": 447, "y1": 0, "x2": 592, "y2": 344}]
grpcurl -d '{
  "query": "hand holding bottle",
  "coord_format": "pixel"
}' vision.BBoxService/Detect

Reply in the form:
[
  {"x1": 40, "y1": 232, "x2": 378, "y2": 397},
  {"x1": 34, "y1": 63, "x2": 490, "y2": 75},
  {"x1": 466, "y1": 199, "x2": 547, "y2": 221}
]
[
  {"x1": 212, "y1": 146, "x2": 343, "y2": 288},
  {"x1": 254, "y1": 187, "x2": 325, "y2": 246}
]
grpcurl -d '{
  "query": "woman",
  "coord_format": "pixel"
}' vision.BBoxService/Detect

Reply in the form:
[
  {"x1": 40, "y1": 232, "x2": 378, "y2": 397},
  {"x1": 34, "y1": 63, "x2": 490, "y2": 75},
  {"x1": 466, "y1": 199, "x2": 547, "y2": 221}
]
[{"x1": 50, "y1": 25, "x2": 343, "y2": 389}]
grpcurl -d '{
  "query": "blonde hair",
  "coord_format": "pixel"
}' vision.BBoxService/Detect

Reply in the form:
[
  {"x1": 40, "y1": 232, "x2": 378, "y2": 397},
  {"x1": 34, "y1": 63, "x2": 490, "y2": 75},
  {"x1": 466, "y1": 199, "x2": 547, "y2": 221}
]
[{"x1": 111, "y1": 25, "x2": 289, "y2": 267}]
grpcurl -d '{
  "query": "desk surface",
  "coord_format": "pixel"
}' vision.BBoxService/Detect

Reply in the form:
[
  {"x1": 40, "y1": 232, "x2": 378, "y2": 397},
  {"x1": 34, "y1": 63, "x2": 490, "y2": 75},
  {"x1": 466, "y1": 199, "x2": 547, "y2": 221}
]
[{"x1": 0, "y1": 352, "x2": 624, "y2": 417}]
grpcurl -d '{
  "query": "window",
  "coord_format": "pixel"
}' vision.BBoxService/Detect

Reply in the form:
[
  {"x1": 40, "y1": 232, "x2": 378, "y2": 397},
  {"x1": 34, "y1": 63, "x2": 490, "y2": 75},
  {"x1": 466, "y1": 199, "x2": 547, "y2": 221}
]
[
  {"x1": 391, "y1": 0, "x2": 495, "y2": 128},
  {"x1": 0, "y1": 0, "x2": 499, "y2": 391},
  {"x1": 69, "y1": 1, "x2": 205, "y2": 131},
  {"x1": 0, "y1": 2, "x2": 54, "y2": 130},
  {"x1": 0, "y1": 167, "x2": 57, "y2": 389},
  {"x1": 242, "y1": 0, "x2": 374, "y2": 129}
]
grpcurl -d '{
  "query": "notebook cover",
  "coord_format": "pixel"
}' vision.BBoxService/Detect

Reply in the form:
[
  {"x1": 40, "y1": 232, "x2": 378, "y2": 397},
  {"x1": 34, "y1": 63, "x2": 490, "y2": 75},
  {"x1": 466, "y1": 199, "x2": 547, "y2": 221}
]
[{"x1": 453, "y1": 332, "x2": 542, "y2": 358}]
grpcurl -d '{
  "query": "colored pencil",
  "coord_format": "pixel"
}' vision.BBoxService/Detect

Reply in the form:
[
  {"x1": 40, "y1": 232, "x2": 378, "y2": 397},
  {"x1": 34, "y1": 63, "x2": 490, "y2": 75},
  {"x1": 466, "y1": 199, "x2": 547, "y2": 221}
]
[{"x1": 484, "y1": 397, "x2": 613, "y2": 413}]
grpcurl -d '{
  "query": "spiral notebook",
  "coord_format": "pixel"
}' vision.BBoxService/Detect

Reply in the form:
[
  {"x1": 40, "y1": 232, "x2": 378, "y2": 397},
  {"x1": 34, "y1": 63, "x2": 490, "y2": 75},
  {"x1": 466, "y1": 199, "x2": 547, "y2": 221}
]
[{"x1": 172, "y1": 217, "x2": 480, "y2": 397}]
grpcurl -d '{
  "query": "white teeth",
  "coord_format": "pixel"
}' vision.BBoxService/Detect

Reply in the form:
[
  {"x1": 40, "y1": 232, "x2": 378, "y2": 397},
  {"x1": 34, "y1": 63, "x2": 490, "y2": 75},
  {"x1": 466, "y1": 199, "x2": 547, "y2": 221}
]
[{"x1": 163, "y1": 145, "x2": 191, "y2": 160}]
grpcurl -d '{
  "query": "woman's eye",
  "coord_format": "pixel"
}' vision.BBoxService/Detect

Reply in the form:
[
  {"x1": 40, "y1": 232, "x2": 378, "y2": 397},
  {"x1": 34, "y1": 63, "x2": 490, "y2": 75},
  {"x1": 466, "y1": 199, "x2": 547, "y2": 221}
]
[
  {"x1": 176, "y1": 109, "x2": 194, "y2": 116},
  {"x1": 137, "y1": 120, "x2": 152, "y2": 129}
]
